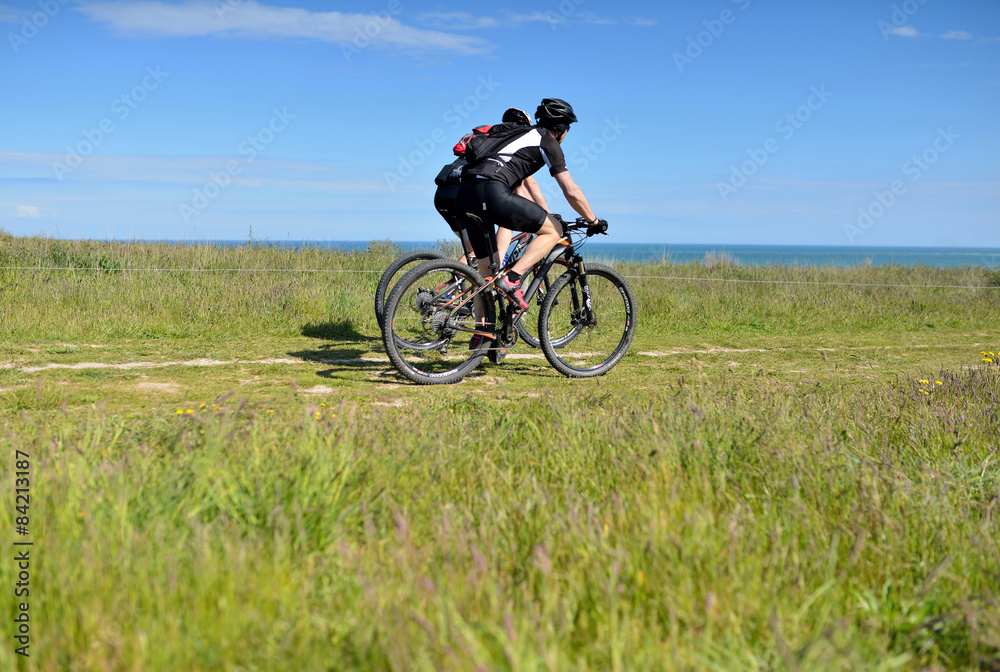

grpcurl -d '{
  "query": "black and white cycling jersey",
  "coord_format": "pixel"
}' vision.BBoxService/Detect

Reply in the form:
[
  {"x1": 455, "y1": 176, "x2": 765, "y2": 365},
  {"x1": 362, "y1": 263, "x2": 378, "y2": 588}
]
[{"x1": 463, "y1": 127, "x2": 568, "y2": 189}]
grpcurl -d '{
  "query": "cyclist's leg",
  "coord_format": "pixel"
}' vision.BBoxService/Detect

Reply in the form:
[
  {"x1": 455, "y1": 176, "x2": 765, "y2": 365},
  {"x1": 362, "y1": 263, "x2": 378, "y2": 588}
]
[
  {"x1": 495, "y1": 227, "x2": 513, "y2": 267},
  {"x1": 456, "y1": 228, "x2": 475, "y2": 265},
  {"x1": 457, "y1": 179, "x2": 501, "y2": 329},
  {"x1": 436, "y1": 184, "x2": 472, "y2": 263},
  {"x1": 479, "y1": 181, "x2": 560, "y2": 278},
  {"x1": 508, "y1": 214, "x2": 563, "y2": 277}
]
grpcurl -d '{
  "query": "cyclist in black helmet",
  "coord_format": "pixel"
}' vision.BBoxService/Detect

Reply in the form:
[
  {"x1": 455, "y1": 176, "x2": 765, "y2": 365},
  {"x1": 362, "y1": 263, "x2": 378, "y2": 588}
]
[
  {"x1": 457, "y1": 98, "x2": 607, "y2": 310},
  {"x1": 434, "y1": 107, "x2": 549, "y2": 263}
]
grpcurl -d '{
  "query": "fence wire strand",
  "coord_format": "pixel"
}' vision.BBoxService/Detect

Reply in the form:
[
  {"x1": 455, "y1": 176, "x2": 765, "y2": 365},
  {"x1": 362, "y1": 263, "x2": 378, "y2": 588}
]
[{"x1": 0, "y1": 266, "x2": 997, "y2": 290}]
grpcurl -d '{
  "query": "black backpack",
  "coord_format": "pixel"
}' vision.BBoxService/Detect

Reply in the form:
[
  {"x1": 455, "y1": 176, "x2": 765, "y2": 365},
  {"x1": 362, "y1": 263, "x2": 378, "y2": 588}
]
[
  {"x1": 463, "y1": 123, "x2": 533, "y2": 165},
  {"x1": 434, "y1": 157, "x2": 467, "y2": 188}
]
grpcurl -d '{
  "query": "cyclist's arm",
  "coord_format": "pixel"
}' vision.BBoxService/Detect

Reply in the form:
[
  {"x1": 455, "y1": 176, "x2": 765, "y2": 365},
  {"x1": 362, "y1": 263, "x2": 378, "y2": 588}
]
[
  {"x1": 513, "y1": 181, "x2": 532, "y2": 202},
  {"x1": 554, "y1": 171, "x2": 597, "y2": 223},
  {"x1": 523, "y1": 176, "x2": 550, "y2": 212}
]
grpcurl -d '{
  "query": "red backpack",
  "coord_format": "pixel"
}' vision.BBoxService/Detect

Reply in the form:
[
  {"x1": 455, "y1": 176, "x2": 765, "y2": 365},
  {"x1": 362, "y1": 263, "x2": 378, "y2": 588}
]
[
  {"x1": 453, "y1": 125, "x2": 492, "y2": 157},
  {"x1": 454, "y1": 123, "x2": 533, "y2": 164}
]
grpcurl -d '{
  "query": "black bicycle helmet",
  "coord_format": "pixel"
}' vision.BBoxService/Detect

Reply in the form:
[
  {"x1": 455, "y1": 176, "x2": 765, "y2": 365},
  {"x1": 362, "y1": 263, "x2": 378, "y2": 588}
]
[
  {"x1": 534, "y1": 98, "x2": 578, "y2": 131},
  {"x1": 501, "y1": 107, "x2": 532, "y2": 126}
]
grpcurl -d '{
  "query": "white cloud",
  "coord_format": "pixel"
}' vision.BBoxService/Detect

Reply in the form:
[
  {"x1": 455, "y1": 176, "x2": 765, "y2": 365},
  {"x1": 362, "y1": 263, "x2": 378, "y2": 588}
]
[
  {"x1": 887, "y1": 25, "x2": 920, "y2": 38},
  {"x1": 76, "y1": 0, "x2": 490, "y2": 54},
  {"x1": 416, "y1": 12, "x2": 498, "y2": 30},
  {"x1": 0, "y1": 4, "x2": 22, "y2": 23},
  {"x1": 0, "y1": 151, "x2": 388, "y2": 192},
  {"x1": 12, "y1": 205, "x2": 41, "y2": 219},
  {"x1": 418, "y1": 10, "x2": 556, "y2": 29},
  {"x1": 579, "y1": 12, "x2": 658, "y2": 27},
  {"x1": 942, "y1": 30, "x2": 973, "y2": 40},
  {"x1": 416, "y1": 9, "x2": 656, "y2": 30},
  {"x1": 502, "y1": 11, "x2": 555, "y2": 25}
]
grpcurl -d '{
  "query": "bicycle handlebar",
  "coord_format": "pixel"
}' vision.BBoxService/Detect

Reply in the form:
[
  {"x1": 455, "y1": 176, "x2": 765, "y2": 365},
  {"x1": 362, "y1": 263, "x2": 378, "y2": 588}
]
[{"x1": 557, "y1": 216, "x2": 608, "y2": 237}]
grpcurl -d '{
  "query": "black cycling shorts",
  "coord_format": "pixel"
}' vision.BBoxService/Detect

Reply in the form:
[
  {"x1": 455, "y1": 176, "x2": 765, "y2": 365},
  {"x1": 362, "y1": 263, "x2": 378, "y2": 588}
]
[
  {"x1": 433, "y1": 185, "x2": 462, "y2": 233},
  {"x1": 456, "y1": 178, "x2": 548, "y2": 259}
]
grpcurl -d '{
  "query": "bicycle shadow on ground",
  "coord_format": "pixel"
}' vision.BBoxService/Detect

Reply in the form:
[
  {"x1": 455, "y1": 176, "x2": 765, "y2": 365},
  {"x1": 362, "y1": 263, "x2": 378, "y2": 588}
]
[
  {"x1": 293, "y1": 319, "x2": 403, "y2": 383},
  {"x1": 301, "y1": 319, "x2": 377, "y2": 344},
  {"x1": 286, "y1": 346, "x2": 390, "y2": 378}
]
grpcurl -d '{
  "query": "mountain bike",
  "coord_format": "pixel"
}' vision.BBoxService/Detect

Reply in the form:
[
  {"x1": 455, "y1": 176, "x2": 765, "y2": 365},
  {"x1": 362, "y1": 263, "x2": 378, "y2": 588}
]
[
  {"x1": 381, "y1": 218, "x2": 637, "y2": 384},
  {"x1": 374, "y1": 224, "x2": 569, "y2": 350}
]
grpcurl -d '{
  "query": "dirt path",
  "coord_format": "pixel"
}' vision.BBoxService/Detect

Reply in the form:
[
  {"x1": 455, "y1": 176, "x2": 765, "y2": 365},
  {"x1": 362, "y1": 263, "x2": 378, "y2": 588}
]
[{"x1": 0, "y1": 342, "x2": 979, "y2": 374}]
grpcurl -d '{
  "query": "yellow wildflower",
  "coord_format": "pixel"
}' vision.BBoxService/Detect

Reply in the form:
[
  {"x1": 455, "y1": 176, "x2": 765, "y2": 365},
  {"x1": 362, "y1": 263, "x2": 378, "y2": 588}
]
[
  {"x1": 175, "y1": 409, "x2": 183, "y2": 415},
  {"x1": 935, "y1": 381, "x2": 942, "y2": 385}
]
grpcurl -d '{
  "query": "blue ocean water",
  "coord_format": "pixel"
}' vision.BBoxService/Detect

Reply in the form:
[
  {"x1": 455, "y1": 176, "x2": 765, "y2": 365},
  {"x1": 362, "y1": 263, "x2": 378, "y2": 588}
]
[{"x1": 198, "y1": 240, "x2": 1000, "y2": 268}]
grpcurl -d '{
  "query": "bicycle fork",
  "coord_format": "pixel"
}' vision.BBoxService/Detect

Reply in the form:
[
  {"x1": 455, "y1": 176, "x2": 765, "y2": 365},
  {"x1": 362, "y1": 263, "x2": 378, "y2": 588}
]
[{"x1": 572, "y1": 259, "x2": 597, "y2": 329}]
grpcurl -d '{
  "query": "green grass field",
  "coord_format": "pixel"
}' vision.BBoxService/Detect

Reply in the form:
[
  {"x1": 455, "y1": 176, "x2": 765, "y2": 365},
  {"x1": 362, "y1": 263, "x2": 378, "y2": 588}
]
[{"x1": 1, "y1": 233, "x2": 998, "y2": 671}]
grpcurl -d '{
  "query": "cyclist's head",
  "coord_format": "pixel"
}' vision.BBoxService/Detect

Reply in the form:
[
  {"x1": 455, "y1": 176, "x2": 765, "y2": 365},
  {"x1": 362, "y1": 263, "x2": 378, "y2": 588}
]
[
  {"x1": 535, "y1": 98, "x2": 577, "y2": 135},
  {"x1": 502, "y1": 107, "x2": 532, "y2": 126}
]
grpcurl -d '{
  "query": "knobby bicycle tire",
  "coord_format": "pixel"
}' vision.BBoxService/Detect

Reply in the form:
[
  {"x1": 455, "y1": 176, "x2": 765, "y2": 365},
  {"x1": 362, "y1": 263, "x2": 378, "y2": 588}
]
[
  {"x1": 538, "y1": 263, "x2": 637, "y2": 378},
  {"x1": 382, "y1": 259, "x2": 496, "y2": 385},
  {"x1": 374, "y1": 250, "x2": 447, "y2": 330}
]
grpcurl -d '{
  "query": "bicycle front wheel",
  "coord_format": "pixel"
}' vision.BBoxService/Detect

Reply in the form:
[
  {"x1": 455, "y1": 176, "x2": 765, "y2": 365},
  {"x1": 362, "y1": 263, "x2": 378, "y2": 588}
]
[
  {"x1": 538, "y1": 263, "x2": 637, "y2": 378},
  {"x1": 382, "y1": 259, "x2": 495, "y2": 385}
]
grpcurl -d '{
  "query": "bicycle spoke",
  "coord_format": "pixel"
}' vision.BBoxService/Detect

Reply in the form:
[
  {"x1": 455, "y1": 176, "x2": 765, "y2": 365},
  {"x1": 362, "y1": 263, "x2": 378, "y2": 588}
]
[
  {"x1": 383, "y1": 260, "x2": 494, "y2": 384},
  {"x1": 516, "y1": 260, "x2": 570, "y2": 349},
  {"x1": 539, "y1": 264, "x2": 636, "y2": 377},
  {"x1": 375, "y1": 250, "x2": 448, "y2": 330}
]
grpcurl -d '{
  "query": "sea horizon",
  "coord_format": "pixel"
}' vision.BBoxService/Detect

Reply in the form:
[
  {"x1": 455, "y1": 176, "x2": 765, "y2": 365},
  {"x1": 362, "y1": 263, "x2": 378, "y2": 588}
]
[
  {"x1": 140, "y1": 240, "x2": 1000, "y2": 269},
  {"x1": 17, "y1": 234, "x2": 1000, "y2": 268}
]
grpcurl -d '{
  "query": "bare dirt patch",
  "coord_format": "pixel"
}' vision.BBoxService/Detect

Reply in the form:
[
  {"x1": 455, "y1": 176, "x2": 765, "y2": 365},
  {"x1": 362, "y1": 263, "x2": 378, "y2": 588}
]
[
  {"x1": 137, "y1": 382, "x2": 181, "y2": 394},
  {"x1": 372, "y1": 399, "x2": 408, "y2": 408},
  {"x1": 302, "y1": 385, "x2": 338, "y2": 396}
]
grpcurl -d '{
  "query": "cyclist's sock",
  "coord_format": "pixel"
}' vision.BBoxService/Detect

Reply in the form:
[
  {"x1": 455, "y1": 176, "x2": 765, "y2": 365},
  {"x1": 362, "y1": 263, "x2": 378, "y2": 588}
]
[{"x1": 504, "y1": 270, "x2": 522, "y2": 284}]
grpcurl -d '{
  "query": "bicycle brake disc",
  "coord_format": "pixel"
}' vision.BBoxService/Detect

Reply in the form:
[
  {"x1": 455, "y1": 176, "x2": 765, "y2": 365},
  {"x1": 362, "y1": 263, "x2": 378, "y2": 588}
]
[
  {"x1": 430, "y1": 310, "x2": 453, "y2": 336},
  {"x1": 414, "y1": 290, "x2": 434, "y2": 313}
]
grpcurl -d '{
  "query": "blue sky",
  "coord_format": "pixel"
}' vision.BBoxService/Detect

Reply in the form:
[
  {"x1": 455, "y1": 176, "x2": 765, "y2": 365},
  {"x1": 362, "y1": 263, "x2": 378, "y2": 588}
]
[{"x1": 1, "y1": 0, "x2": 998, "y2": 246}]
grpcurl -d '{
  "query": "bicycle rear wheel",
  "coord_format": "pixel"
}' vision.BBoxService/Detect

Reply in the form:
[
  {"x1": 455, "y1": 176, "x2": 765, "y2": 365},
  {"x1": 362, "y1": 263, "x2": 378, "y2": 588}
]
[
  {"x1": 374, "y1": 250, "x2": 448, "y2": 330},
  {"x1": 382, "y1": 259, "x2": 495, "y2": 385},
  {"x1": 538, "y1": 263, "x2": 637, "y2": 378}
]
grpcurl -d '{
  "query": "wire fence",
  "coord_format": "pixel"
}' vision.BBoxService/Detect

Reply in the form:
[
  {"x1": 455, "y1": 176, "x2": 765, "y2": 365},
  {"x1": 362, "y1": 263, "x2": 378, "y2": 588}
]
[
  {"x1": 1, "y1": 265, "x2": 997, "y2": 290},
  {"x1": 0, "y1": 266, "x2": 382, "y2": 274}
]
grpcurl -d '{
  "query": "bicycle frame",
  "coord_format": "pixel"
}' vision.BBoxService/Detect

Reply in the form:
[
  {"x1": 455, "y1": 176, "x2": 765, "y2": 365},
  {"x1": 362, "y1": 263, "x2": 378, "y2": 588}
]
[{"x1": 440, "y1": 223, "x2": 591, "y2": 344}]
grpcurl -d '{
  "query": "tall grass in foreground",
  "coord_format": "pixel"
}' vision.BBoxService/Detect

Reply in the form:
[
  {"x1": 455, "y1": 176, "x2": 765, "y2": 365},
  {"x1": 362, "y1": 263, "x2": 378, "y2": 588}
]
[
  {"x1": 1, "y1": 364, "x2": 998, "y2": 670},
  {"x1": 1, "y1": 235, "x2": 999, "y2": 670}
]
